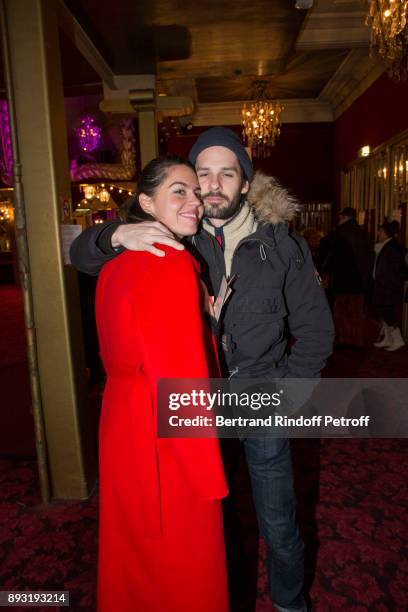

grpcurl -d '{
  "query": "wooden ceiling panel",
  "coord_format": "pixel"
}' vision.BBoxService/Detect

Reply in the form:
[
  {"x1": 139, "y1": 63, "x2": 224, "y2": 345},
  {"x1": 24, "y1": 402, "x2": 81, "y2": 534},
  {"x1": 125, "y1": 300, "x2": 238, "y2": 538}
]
[
  {"x1": 63, "y1": 0, "x2": 306, "y2": 74},
  {"x1": 196, "y1": 49, "x2": 350, "y2": 102},
  {"x1": 159, "y1": 56, "x2": 287, "y2": 80},
  {"x1": 61, "y1": 1, "x2": 369, "y2": 105}
]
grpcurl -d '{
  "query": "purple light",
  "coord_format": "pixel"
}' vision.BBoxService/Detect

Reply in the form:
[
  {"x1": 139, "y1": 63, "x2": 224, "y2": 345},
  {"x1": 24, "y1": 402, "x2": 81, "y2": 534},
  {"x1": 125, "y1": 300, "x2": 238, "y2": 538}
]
[
  {"x1": 0, "y1": 100, "x2": 14, "y2": 186},
  {"x1": 76, "y1": 115, "x2": 102, "y2": 153}
]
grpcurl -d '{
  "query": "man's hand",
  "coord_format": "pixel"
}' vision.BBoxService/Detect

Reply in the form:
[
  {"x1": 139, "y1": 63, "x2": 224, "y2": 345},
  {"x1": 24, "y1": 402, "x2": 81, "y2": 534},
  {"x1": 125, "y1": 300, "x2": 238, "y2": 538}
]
[
  {"x1": 200, "y1": 280, "x2": 215, "y2": 318},
  {"x1": 111, "y1": 221, "x2": 185, "y2": 257}
]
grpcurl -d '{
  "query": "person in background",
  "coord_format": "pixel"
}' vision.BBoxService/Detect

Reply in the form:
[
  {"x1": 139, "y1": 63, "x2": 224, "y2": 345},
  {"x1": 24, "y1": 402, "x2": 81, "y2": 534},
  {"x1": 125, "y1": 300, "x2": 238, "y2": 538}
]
[
  {"x1": 322, "y1": 207, "x2": 373, "y2": 347},
  {"x1": 372, "y1": 220, "x2": 406, "y2": 352},
  {"x1": 302, "y1": 227, "x2": 324, "y2": 264},
  {"x1": 96, "y1": 155, "x2": 229, "y2": 612}
]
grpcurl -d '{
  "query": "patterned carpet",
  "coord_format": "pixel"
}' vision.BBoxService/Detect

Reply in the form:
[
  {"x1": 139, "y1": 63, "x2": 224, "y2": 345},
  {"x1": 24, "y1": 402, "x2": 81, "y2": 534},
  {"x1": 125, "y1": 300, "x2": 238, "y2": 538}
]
[
  {"x1": 1, "y1": 284, "x2": 407, "y2": 611},
  {"x1": 0, "y1": 460, "x2": 97, "y2": 611},
  {"x1": 1, "y1": 439, "x2": 407, "y2": 611}
]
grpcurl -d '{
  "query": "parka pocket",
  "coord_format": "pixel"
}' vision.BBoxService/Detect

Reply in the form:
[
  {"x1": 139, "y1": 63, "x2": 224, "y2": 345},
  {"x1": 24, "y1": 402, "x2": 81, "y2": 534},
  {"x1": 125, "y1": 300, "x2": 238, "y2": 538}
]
[{"x1": 232, "y1": 291, "x2": 287, "y2": 317}]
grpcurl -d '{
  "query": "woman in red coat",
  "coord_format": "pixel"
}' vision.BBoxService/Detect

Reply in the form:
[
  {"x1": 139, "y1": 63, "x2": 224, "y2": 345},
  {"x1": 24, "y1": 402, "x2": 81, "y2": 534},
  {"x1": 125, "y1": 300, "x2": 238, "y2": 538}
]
[{"x1": 95, "y1": 156, "x2": 229, "y2": 612}]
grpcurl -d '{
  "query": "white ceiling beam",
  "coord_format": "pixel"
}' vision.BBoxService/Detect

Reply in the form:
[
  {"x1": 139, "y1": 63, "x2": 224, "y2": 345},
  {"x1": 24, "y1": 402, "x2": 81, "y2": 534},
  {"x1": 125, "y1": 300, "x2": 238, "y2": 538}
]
[
  {"x1": 57, "y1": 0, "x2": 115, "y2": 89},
  {"x1": 101, "y1": 77, "x2": 194, "y2": 116}
]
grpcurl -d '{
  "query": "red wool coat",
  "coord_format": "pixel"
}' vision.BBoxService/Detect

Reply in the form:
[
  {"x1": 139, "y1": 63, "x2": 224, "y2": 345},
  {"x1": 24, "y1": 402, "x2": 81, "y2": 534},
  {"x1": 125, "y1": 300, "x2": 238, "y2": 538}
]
[{"x1": 95, "y1": 246, "x2": 229, "y2": 612}]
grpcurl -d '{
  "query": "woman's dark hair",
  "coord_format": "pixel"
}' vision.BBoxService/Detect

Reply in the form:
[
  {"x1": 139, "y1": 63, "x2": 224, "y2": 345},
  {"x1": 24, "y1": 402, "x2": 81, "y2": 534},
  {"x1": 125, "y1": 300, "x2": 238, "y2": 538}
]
[{"x1": 122, "y1": 155, "x2": 195, "y2": 223}]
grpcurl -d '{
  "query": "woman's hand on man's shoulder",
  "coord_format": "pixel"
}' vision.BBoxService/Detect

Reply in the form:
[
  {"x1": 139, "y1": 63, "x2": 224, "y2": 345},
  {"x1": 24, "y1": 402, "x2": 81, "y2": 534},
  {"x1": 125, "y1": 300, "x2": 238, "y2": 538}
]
[{"x1": 111, "y1": 221, "x2": 185, "y2": 257}]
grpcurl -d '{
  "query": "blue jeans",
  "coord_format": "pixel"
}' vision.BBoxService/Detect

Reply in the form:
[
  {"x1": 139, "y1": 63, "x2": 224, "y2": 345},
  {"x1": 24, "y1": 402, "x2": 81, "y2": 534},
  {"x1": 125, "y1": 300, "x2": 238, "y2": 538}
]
[{"x1": 242, "y1": 437, "x2": 305, "y2": 611}]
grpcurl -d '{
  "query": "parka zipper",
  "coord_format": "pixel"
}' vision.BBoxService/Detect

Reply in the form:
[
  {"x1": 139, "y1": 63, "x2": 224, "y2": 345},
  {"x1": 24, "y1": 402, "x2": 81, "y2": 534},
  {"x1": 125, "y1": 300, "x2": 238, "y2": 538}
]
[{"x1": 200, "y1": 231, "x2": 275, "y2": 290}]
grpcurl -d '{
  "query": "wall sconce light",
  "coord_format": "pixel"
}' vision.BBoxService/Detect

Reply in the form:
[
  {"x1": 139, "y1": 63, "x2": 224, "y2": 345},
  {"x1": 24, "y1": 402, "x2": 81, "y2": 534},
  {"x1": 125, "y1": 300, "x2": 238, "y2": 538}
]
[{"x1": 358, "y1": 145, "x2": 371, "y2": 158}]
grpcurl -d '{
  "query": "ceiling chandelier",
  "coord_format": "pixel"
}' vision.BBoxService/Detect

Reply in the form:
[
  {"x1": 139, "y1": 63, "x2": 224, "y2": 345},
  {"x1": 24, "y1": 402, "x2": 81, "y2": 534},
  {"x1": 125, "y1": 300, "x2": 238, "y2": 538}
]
[
  {"x1": 76, "y1": 115, "x2": 102, "y2": 153},
  {"x1": 242, "y1": 81, "x2": 283, "y2": 158},
  {"x1": 366, "y1": 0, "x2": 408, "y2": 80}
]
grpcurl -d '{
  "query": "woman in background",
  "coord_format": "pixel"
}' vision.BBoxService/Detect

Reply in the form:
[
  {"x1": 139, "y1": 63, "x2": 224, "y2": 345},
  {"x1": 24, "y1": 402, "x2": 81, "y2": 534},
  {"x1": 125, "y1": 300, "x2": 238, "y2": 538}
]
[
  {"x1": 96, "y1": 156, "x2": 229, "y2": 612},
  {"x1": 372, "y1": 220, "x2": 406, "y2": 351}
]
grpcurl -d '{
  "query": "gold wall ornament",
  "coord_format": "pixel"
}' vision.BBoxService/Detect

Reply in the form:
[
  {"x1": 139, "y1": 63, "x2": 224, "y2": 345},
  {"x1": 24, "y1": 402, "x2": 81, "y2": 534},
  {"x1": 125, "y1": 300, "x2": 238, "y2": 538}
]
[
  {"x1": 242, "y1": 81, "x2": 283, "y2": 158},
  {"x1": 366, "y1": 0, "x2": 408, "y2": 80}
]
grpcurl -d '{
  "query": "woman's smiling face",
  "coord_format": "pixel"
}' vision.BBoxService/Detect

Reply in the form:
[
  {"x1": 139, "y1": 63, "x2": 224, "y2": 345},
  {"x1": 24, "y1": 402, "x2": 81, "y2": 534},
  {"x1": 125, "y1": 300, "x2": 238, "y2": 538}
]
[{"x1": 140, "y1": 164, "x2": 203, "y2": 237}]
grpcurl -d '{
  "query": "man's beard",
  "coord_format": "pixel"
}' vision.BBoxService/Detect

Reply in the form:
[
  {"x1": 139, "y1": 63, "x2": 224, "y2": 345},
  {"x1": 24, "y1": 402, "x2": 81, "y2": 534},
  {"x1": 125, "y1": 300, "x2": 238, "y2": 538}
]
[{"x1": 202, "y1": 191, "x2": 242, "y2": 220}]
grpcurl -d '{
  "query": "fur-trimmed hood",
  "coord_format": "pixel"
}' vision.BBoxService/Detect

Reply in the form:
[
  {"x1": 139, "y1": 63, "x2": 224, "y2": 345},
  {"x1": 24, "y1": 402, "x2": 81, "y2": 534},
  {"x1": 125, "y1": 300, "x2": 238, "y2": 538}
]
[{"x1": 247, "y1": 170, "x2": 300, "y2": 225}]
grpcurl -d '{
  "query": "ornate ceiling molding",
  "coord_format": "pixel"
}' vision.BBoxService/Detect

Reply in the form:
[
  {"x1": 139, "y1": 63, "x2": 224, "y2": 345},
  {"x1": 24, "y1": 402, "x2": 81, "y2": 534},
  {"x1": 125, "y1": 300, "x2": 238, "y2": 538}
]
[
  {"x1": 296, "y1": 11, "x2": 370, "y2": 50},
  {"x1": 319, "y1": 49, "x2": 387, "y2": 119}
]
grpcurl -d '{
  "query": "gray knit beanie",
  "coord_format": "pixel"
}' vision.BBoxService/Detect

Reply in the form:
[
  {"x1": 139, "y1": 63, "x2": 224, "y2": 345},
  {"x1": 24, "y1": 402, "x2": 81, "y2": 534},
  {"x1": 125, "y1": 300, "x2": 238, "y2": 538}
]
[{"x1": 188, "y1": 127, "x2": 253, "y2": 181}]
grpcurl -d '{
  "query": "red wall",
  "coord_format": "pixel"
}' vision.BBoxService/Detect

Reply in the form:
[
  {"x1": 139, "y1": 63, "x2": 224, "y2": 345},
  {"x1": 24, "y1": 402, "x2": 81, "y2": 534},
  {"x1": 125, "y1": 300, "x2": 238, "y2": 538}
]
[
  {"x1": 166, "y1": 122, "x2": 335, "y2": 203},
  {"x1": 253, "y1": 123, "x2": 335, "y2": 203},
  {"x1": 335, "y1": 72, "x2": 408, "y2": 206}
]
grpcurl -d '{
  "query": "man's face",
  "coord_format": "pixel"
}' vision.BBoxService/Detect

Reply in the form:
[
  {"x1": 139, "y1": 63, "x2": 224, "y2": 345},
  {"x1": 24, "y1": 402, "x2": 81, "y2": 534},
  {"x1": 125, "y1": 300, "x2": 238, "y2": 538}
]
[{"x1": 195, "y1": 146, "x2": 249, "y2": 221}]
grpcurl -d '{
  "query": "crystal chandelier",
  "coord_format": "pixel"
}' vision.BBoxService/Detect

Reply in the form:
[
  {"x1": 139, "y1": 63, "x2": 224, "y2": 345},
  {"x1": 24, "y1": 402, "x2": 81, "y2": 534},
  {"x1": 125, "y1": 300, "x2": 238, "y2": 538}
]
[
  {"x1": 242, "y1": 81, "x2": 283, "y2": 158},
  {"x1": 366, "y1": 0, "x2": 408, "y2": 80},
  {"x1": 76, "y1": 115, "x2": 102, "y2": 152}
]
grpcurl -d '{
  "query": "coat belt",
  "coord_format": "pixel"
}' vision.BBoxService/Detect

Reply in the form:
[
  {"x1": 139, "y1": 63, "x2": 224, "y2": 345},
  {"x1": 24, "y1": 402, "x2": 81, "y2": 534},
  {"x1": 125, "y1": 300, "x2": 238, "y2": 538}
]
[
  {"x1": 100, "y1": 355, "x2": 143, "y2": 379},
  {"x1": 100, "y1": 354, "x2": 163, "y2": 538}
]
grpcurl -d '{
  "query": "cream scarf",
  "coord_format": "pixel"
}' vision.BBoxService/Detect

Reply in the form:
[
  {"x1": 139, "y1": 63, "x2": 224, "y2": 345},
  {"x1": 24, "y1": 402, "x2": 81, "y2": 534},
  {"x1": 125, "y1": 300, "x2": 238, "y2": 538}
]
[{"x1": 203, "y1": 202, "x2": 258, "y2": 277}]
